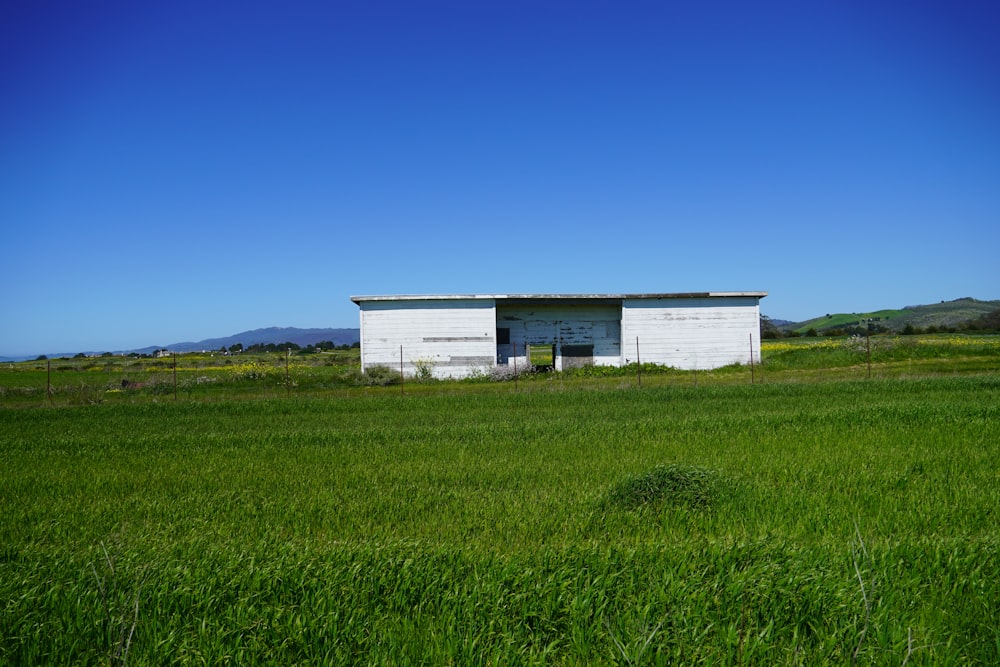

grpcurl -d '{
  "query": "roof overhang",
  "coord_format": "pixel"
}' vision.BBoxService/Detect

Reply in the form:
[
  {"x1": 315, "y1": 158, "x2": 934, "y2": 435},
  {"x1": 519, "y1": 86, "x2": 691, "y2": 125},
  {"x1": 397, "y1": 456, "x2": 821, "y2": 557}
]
[{"x1": 351, "y1": 292, "x2": 767, "y2": 306}]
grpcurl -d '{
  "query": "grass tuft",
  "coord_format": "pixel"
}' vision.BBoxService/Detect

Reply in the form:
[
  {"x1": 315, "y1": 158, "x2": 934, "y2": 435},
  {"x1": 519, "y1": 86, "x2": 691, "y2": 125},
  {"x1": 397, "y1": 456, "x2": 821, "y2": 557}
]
[{"x1": 604, "y1": 463, "x2": 724, "y2": 511}]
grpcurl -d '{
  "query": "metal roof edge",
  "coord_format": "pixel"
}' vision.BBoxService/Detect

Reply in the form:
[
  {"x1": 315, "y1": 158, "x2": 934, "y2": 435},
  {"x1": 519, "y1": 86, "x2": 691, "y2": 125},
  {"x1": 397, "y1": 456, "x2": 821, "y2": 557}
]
[
  {"x1": 351, "y1": 292, "x2": 767, "y2": 304},
  {"x1": 350, "y1": 294, "x2": 505, "y2": 304}
]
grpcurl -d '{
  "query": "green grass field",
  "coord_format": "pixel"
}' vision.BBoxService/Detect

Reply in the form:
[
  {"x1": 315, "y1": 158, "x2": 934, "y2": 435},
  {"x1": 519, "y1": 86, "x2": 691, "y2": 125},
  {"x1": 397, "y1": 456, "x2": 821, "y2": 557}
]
[{"x1": 2, "y1": 336, "x2": 999, "y2": 664}]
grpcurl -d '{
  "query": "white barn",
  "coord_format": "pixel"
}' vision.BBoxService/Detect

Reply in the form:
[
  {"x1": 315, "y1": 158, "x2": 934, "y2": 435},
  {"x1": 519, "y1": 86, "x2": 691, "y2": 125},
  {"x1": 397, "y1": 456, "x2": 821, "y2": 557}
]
[{"x1": 351, "y1": 292, "x2": 767, "y2": 379}]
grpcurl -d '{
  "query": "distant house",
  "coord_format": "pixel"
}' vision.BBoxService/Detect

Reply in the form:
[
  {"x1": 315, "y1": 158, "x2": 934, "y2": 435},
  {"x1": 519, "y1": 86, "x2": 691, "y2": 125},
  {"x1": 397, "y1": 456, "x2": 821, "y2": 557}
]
[
  {"x1": 154, "y1": 349, "x2": 172, "y2": 358},
  {"x1": 351, "y1": 292, "x2": 767, "y2": 379}
]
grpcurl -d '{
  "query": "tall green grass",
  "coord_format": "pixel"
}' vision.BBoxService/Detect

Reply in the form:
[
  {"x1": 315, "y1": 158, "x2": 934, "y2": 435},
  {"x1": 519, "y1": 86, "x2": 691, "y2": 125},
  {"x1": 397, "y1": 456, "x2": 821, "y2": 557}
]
[{"x1": 2, "y1": 375, "x2": 999, "y2": 663}]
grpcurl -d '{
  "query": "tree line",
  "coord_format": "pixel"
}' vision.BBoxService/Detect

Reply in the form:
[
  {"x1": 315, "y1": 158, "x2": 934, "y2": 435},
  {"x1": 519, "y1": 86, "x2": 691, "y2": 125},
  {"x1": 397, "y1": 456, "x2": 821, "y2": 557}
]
[{"x1": 221, "y1": 341, "x2": 360, "y2": 354}]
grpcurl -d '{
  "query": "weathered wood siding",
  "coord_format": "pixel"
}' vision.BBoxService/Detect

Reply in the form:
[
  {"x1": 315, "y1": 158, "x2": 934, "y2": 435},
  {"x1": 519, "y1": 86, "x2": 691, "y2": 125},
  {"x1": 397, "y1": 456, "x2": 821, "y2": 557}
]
[
  {"x1": 496, "y1": 304, "x2": 621, "y2": 370},
  {"x1": 621, "y1": 296, "x2": 760, "y2": 370},
  {"x1": 360, "y1": 299, "x2": 497, "y2": 378}
]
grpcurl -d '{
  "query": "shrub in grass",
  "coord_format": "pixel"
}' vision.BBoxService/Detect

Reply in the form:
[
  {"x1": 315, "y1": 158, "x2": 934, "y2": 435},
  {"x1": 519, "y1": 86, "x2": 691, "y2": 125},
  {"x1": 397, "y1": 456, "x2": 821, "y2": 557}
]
[
  {"x1": 148, "y1": 379, "x2": 176, "y2": 395},
  {"x1": 604, "y1": 463, "x2": 724, "y2": 511},
  {"x1": 412, "y1": 358, "x2": 436, "y2": 381},
  {"x1": 357, "y1": 364, "x2": 401, "y2": 386},
  {"x1": 228, "y1": 361, "x2": 278, "y2": 381},
  {"x1": 561, "y1": 362, "x2": 678, "y2": 379},
  {"x1": 489, "y1": 364, "x2": 534, "y2": 382}
]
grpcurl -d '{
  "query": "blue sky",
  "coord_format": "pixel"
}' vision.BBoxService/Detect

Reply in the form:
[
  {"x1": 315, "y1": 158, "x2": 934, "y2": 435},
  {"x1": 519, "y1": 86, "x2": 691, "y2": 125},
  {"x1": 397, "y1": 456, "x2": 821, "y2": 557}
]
[{"x1": 2, "y1": 1, "x2": 998, "y2": 356}]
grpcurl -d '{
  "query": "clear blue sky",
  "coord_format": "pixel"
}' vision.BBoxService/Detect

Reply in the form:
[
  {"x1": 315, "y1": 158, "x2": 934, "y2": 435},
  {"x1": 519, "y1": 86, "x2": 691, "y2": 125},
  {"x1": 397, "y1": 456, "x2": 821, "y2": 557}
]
[{"x1": 2, "y1": 1, "x2": 998, "y2": 356}]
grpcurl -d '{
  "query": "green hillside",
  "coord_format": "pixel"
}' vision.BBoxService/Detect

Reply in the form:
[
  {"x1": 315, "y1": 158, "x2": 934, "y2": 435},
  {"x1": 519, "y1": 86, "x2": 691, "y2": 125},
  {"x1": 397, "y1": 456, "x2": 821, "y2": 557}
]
[{"x1": 788, "y1": 298, "x2": 1000, "y2": 334}]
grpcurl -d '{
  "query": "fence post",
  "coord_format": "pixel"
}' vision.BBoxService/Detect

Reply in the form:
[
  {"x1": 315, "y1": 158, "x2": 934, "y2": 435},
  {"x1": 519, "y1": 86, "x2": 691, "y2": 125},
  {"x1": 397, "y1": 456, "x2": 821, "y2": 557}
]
[
  {"x1": 749, "y1": 333, "x2": 755, "y2": 385},
  {"x1": 400, "y1": 345, "x2": 404, "y2": 395},
  {"x1": 866, "y1": 324, "x2": 872, "y2": 380},
  {"x1": 173, "y1": 352, "x2": 178, "y2": 400},
  {"x1": 513, "y1": 341, "x2": 518, "y2": 390},
  {"x1": 636, "y1": 336, "x2": 641, "y2": 388}
]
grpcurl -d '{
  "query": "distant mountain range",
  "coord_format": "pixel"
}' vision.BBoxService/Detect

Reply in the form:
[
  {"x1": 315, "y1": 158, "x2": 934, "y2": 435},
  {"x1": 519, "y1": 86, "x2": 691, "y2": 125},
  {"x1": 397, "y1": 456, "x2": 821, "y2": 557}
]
[
  {"x1": 4, "y1": 298, "x2": 998, "y2": 362},
  {"x1": 137, "y1": 327, "x2": 361, "y2": 354},
  {"x1": 0, "y1": 328, "x2": 361, "y2": 362},
  {"x1": 145, "y1": 300, "x2": 995, "y2": 348}
]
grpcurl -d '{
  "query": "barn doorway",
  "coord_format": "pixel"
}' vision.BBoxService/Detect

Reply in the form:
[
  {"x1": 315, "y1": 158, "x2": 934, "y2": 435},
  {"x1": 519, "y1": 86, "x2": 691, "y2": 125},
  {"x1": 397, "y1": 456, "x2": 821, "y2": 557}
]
[{"x1": 528, "y1": 344, "x2": 555, "y2": 371}]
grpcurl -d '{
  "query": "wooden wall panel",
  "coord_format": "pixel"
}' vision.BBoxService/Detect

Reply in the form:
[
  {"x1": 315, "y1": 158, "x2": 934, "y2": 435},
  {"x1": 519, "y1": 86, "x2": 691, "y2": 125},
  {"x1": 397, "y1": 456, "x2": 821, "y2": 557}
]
[
  {"x1": 622, "y1": 297, "x2": 760, "y2": 370},
  {"x1": 360, "y1": 299, "x2": 497, "y2": 378}
]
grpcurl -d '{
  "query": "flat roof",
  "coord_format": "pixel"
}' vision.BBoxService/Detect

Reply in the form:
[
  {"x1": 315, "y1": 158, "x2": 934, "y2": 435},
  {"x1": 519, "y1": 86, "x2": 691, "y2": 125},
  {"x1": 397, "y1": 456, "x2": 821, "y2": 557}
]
[{"x1": 352, "y1": 292, "x2": 767, "y2": 304}]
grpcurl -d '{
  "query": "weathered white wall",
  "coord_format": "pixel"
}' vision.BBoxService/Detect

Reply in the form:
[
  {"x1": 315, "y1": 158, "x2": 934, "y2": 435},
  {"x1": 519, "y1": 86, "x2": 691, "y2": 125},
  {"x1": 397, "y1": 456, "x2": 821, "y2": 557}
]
[
  {"x1": 357, "y1": 294, "x2": 763, "y2": 377},
  {"x1": 496, "y1": 304, "x2": 621, "y2": 370},
  {"x1": 621, "y1": 297, "x2": 760, "y2": 370},
  {"x1": 360, "y1": 299, "x2": 497, "y2": 378}
]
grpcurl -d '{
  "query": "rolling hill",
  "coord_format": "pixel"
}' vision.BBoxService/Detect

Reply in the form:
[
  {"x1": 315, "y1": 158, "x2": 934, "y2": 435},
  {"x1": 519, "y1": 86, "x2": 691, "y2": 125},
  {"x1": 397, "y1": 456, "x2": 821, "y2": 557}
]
[{"x1": 784, "y1": 297, "x2": 1000, "y2": 334}]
